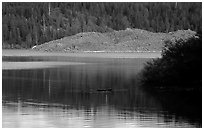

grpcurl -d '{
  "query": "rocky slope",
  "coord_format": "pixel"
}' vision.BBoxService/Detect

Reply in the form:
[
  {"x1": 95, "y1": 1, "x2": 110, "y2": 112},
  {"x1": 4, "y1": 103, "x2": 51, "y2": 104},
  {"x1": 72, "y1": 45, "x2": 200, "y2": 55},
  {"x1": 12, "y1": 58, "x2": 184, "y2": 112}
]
[{"x1": 32, "y1": 28, "x2": 197, "y2": 52}]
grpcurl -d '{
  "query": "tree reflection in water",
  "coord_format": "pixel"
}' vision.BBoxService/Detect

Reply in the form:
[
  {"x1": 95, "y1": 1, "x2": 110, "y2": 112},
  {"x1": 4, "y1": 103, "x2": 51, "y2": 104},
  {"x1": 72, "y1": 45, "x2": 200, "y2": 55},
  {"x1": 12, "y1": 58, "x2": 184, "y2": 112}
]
[{"x1": 2, "y1": 58, "x2": 201, "y2": 127}]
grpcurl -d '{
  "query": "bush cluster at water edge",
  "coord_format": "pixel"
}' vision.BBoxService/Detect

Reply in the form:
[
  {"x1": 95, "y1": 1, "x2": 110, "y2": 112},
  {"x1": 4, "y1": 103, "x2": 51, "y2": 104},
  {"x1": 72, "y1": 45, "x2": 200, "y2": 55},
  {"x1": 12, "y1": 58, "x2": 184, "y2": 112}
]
[{"x1": 141, "y1": 34, "x2": 202, "y2": 91}]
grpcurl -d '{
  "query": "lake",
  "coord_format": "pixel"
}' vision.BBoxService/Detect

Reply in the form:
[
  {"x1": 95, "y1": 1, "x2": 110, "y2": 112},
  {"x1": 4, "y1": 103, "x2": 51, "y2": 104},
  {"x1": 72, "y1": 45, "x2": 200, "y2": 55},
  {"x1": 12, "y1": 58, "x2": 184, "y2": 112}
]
[{"x1": 2, "y1": 50, "x2": 201, "y2": 128}]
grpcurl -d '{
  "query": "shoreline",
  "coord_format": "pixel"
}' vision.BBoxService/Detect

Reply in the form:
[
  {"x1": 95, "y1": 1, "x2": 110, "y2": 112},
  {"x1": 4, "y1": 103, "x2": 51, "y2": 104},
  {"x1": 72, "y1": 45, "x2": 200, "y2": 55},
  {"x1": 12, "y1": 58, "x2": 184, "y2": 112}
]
[
  {"x1": 2, "y1": 49, "x2": 162, "y2": 58},
  {"x1": 2, "y1": 61, "x2": 86, "y2": 70}
]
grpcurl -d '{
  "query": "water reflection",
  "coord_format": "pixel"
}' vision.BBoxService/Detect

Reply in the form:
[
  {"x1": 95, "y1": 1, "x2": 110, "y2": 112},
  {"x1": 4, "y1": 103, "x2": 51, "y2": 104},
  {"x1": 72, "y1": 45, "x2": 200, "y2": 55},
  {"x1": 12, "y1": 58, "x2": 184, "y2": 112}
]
[{"x1": 2, "y1": 57, "x2": 201, "y2": 127}]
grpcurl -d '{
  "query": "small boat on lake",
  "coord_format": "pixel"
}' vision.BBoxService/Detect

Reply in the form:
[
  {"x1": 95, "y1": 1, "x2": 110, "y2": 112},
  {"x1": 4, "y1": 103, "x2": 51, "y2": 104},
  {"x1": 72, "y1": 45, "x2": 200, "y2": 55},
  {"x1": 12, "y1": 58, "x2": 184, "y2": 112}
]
[{"x1": 97, "y1": 88, "x2": 112, "y2": 92}]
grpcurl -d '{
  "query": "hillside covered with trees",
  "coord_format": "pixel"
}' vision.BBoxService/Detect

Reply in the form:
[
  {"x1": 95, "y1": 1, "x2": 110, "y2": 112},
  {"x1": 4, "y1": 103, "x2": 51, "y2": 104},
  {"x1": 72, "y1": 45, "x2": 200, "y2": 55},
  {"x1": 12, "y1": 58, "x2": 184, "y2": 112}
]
[{"x1": 2, "y1": 2, "x2": 202, "y2": 49}]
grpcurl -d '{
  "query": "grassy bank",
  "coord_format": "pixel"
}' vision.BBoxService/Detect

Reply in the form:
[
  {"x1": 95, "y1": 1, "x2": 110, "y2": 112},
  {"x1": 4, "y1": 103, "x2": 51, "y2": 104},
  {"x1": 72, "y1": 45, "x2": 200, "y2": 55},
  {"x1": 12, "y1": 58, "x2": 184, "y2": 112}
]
[{"x1": 32, "y1": 29, "x2": 196, "y2": 52}]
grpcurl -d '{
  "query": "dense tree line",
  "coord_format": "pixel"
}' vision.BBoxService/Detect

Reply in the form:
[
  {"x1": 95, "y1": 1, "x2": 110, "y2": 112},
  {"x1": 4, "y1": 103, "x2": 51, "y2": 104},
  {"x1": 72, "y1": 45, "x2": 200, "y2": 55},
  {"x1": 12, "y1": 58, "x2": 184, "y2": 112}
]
[{"x1": 2, "y1": 2, "x2": 202, "y2": 48}]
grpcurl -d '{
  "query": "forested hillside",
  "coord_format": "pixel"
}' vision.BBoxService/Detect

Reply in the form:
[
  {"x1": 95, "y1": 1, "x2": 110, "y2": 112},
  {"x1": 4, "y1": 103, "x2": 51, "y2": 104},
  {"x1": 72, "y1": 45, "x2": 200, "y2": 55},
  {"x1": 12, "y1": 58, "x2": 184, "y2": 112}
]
[{"x1": 2, "y1": 2, "x2": 202, "y2": 49}]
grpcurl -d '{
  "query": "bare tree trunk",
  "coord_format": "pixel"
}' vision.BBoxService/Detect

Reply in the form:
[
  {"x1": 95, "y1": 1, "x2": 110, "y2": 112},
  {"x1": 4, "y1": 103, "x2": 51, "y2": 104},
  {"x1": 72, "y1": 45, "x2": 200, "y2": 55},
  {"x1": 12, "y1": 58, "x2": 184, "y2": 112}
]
[{"x1": 48, "y1": 2, "x2": 51, "y2": 17}]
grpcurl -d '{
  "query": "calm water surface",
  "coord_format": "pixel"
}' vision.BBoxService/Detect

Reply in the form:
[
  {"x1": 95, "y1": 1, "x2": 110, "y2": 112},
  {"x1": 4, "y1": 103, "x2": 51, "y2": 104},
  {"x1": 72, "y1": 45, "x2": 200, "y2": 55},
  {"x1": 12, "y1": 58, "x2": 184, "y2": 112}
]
[{"x1": 2, "y1": 56, "x2": 201, "y2": 128}]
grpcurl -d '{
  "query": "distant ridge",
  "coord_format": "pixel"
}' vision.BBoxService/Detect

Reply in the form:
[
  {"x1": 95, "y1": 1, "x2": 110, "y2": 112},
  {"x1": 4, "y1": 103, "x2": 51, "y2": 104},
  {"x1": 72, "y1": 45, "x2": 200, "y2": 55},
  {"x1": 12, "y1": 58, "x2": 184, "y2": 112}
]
[{"x1": 32, "y1": 28, "x2": 197, "y2": 52}]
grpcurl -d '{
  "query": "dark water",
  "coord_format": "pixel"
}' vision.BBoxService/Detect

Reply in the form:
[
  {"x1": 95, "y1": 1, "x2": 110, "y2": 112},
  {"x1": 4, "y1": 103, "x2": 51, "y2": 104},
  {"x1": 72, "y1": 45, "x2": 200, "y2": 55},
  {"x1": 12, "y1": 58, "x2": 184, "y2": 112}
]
[{"x1": 2, "y1": 56, "x2": 201, "y2": 127}]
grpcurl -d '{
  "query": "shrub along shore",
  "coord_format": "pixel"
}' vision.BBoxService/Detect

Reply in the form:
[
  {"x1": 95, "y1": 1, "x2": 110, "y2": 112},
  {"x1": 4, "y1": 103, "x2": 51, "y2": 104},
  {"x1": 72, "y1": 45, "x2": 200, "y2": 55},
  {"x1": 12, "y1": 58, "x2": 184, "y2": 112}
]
[{"x1": 141, "y1": 33, "x2": 202, "y2": 92}]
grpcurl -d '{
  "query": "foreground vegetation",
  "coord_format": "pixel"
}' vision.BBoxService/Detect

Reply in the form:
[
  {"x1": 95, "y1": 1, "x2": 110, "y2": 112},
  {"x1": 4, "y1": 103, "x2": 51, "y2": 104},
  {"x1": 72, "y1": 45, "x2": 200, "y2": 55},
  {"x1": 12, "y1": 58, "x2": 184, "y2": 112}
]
[
  {"x1": 2, "y1": 2, "x2": 201, "y2": 48},
  {"x1": 140, "y1": 35, "x2": 202, "y2": 125},
  {"x1": 141, "y1": 34, "x2": 202, "y2": 91}
]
